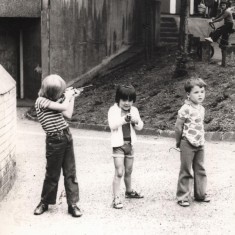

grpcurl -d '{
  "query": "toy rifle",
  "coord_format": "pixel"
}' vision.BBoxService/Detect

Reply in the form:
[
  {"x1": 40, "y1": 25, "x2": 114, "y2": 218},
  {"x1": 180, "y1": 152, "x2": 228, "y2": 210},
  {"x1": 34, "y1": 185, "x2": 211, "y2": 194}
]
[{"x1": 57, "y1": 84, "x2": 92, "y2": 103}]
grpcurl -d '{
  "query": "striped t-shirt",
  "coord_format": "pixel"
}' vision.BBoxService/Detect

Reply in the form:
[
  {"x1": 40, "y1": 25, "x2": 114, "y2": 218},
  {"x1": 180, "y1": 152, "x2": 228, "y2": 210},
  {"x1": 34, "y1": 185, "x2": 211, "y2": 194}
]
[{"x1": 35, "y1": 97, "x2": 68, "y2": 133}]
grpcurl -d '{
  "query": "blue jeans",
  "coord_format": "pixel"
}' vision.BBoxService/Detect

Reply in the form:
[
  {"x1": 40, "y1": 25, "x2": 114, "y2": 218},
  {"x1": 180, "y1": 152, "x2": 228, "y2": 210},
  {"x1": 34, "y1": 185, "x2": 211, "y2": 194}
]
[
  {"x1": 41, "y1": 128, "x2": 79, "y2": 205},
  {"x1": 176, "y1": 139, "x2": 207, "y2": 201}
]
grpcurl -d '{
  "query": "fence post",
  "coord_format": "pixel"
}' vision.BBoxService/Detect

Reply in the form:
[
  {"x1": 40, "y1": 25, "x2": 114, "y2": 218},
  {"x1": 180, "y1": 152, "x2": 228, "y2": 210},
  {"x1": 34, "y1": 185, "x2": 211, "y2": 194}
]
[
  {"x1": 222, "y1": 44, "x2": 235, "y2": 67},
  {"x1": 221, "y1": 47, "x2": 227, "y2": 67},
  {"x1": 201, "y1": 41, "x2": 211, "y2": 62}
]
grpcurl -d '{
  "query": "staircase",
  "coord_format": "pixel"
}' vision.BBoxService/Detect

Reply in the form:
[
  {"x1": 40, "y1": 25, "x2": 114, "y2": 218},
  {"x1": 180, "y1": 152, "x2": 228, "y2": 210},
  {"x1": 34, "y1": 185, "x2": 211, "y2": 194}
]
[{"x1": 160, "y1": 17, "x2": 179, "y2": 44}]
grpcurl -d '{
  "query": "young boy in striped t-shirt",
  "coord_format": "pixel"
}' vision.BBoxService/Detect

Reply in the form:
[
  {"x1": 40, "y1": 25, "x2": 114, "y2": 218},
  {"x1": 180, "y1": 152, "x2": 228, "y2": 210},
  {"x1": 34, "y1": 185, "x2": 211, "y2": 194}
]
[{"x1": 34, "y1": 74, "x2": 82, "y2": 217}]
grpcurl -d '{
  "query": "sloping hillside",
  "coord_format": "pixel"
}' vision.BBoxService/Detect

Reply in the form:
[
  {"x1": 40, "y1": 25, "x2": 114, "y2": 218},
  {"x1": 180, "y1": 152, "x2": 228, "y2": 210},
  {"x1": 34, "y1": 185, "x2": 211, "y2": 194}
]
[
  {"x1": 71, "y1": 45, "x2": 235, "y2": 132},
  {"x1": 28, "y1": 45, "x2": 235, "y2": 132}
]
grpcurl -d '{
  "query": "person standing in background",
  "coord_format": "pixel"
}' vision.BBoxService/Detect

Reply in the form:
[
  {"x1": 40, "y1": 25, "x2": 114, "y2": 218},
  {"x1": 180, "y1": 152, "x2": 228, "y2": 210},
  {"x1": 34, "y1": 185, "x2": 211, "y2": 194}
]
[{"x1": 205, "y1": 0, "x2": 215, "y2": 18}]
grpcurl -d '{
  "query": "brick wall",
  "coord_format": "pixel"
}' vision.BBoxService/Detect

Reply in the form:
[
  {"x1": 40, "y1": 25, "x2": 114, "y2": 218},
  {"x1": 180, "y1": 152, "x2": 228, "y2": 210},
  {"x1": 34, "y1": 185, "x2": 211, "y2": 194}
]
[{"x1": 0, "y1": 65, "x2": 16, "y2": 202}]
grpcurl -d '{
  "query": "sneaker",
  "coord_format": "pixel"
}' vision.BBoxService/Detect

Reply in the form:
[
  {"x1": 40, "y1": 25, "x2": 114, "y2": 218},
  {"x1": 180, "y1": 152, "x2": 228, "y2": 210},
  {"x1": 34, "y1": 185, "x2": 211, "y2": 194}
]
[
  {"x1": 205, "y1": 37, "x2": 213, "y2": 43},
  {"x1": 195, "y1": 195, "x2": 211, "y2": 203},
  {"x1": 68, "y1": 204, "x2": 82, "y2": 217},
  {"x1": 112, "y1": 196, "x2": 123, "y2": 209},
  {"x1": 34, "y1": 201, "x2": 48, "y2": 215},
  {"x1": 177, "y1": 200, "x2": 190, "y2": 207},
  {"x1": 125, "y1": 190, "x2": 144, "y2": 199}
]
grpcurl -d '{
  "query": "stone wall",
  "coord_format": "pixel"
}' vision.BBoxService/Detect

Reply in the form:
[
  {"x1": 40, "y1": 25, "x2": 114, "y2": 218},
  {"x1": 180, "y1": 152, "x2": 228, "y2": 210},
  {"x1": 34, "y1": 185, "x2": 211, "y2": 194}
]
[
  {"x1": 41, "y1": 0, "x2": 148, "y2": 84},
  {"x1": 0, "y1": 65, "x2": 17, "y2": 201},
  {"x1": 0, "y1": 0, "x2": 161, "y2": 98}
]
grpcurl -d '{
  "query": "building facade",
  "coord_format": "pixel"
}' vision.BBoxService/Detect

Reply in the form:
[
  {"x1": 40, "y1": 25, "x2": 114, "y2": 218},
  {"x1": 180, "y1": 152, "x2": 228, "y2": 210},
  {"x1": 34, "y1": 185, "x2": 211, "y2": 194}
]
[
  {"x1": 160, "y1": 0, "x2": 200, "y2": 15},
  {"x1": 0, "y1": 0, "x2": 161, "y2": 99},
  {"x1": 160, "y1": 0, "x2": 235, "y2": 15}
]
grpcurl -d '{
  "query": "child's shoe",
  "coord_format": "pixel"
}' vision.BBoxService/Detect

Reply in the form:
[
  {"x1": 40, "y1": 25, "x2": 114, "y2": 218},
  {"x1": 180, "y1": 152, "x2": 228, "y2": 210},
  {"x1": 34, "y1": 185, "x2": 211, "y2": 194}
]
[
  {"x1": 125, "y1": 190, "x2": 144, "y2": 199},
  {"x1": 34, "y1": 201, "x2": 48, "y2": 215},
  {"x1": 112, "y1": 196, "x2": 123, "y2": 209},
  {"x1": 205, "y1": 37, "x2": 213, "y2": 43},
  {"x1": 68, "y1": 204, "x2": 82, "y2": 217},
  {"x1": 177, "y1": 200, "x2": 190, "y2": 207},
  {"x1": 195, "y1": 195, "x2": 211, "y2": 203}
]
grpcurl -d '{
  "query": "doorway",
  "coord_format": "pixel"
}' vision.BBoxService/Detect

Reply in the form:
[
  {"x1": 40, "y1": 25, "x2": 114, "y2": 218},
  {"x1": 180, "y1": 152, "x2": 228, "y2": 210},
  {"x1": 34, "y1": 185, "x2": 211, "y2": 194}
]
[{"x1": 0, "y1": 18, "x2": 41, "y2": 99}]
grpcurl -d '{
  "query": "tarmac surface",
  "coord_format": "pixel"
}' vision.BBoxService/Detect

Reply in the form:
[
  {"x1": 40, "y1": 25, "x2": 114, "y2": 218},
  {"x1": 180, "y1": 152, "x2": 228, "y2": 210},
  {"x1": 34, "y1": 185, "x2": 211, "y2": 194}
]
[{"x1": 0, "y1": 108, "x2": 235, "y2": 235}]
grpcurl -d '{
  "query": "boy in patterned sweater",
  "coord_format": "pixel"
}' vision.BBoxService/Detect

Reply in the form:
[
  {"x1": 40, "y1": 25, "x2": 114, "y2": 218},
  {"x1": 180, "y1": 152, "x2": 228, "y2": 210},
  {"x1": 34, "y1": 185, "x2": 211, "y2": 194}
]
[{"x1": 175, "y1": 77, "x2": 210, "y2": 207}]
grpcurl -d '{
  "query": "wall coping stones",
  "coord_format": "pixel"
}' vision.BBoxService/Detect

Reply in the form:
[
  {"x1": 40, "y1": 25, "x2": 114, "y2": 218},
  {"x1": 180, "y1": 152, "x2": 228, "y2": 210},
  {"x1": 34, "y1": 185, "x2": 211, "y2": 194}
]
[
  {"x1": 0, "y1": 65, "x2": 16, "y2": 95},
  {"x1": 0, "y1": 0, "x2": 41, "y2": 17}
]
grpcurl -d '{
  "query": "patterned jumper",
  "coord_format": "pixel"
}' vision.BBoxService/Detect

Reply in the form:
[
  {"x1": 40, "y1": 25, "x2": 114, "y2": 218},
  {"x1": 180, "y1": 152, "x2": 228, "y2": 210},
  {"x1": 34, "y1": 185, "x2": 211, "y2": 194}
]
[{"x1": 178, "y1": 100, "x2": 205, "y2": 147}]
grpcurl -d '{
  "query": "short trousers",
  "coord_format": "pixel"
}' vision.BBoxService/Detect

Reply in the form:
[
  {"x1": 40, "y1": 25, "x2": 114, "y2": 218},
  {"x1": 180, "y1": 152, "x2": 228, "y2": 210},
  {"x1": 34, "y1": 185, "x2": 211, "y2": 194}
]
[{"x1": 112, "y1": 141, "x2": 134, "y2": 158}]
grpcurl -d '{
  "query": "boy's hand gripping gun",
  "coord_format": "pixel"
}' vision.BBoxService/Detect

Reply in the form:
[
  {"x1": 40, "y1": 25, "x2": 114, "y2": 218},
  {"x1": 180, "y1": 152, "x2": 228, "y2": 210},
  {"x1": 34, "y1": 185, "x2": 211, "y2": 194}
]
[{"x1": 57, "y1": 84, "x2": 93, "y2": 103}]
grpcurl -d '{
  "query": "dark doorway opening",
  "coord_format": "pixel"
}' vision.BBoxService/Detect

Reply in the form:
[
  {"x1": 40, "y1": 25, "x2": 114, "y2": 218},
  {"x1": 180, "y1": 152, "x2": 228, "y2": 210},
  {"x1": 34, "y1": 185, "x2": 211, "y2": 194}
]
[{"x1": 0, "y1": 17, "x2": 41, "y2": 99}]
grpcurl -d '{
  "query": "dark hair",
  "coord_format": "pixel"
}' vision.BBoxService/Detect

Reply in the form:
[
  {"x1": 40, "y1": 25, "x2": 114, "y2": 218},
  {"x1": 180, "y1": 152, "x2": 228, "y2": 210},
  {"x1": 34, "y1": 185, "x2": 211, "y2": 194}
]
[
  {"x1": 184, "y1": 77, "x2": 207, "y2": 93},
  {"x1": 220, "y1": 0, "x2": 229, "y2": 7},
  {"x1": 115, "y1": 85, "x2": 136, "y2": 103}
]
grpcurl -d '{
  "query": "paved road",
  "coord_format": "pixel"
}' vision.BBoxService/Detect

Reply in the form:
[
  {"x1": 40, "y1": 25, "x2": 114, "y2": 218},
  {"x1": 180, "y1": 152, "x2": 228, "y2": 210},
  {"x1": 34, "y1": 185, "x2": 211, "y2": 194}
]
[{"x1": 0, "y1": 108, "x2": 235, "y2": 235}]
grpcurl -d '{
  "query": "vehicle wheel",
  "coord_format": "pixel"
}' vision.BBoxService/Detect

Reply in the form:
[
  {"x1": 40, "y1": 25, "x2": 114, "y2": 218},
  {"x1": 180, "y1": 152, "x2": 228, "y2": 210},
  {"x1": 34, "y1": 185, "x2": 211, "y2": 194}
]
[
  {"x1": 197, "y1": 44, "x2": 214, "y2": 58},
  {"x1": 210, "y1": 45, "x2": 214, "y2": 58}
]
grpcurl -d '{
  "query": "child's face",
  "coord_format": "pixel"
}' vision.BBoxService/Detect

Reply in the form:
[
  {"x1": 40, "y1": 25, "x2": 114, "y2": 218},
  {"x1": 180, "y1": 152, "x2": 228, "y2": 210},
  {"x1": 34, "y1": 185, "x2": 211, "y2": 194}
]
[
  {"x1": 221, "y1": 4, "x2": 226, "y2": 10},
  {"x1": 119, "y1": 99, "x2": 133, "y2": 111},
  {"x1": 187, "y1": 85, "x2": 205, "y2": 105}
]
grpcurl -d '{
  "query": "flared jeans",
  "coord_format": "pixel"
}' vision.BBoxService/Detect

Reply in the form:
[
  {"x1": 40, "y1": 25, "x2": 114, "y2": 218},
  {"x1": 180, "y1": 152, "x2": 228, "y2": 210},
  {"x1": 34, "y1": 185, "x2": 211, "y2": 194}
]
[{"x1": 176, "y1": 139, "x2": 207, "y2": 201}]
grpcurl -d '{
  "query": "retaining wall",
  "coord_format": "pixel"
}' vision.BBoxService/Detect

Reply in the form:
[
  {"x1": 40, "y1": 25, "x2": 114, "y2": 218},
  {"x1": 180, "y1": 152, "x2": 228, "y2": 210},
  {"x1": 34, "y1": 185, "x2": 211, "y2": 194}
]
[
  {"x1": 0, "y1": 65, "x2": 17, "y2": 201},
  {"x1": 41, "y1": 0, "x2": 151, "y2": 84}
]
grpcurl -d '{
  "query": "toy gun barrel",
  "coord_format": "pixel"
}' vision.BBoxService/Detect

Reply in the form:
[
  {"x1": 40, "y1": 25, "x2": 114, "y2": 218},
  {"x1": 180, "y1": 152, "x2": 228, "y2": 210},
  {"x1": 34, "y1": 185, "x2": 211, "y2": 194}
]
[
  {"x1": 73, "y1": 84, "x2": 92, "y2": 94},
  {"x1": 76, "y1": 84, "x2": 93, "y2": 90}
]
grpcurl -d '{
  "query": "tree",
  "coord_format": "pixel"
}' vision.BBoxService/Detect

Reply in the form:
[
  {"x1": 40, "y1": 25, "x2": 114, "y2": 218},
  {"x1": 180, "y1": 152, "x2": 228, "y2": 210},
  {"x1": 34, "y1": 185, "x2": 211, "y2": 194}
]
[
  {"x1": 174, "y1": 0, "x2": 191, "y2": 77},
  {"x1": 178, "y1": 0, "x2": 190, "y2": 52}
]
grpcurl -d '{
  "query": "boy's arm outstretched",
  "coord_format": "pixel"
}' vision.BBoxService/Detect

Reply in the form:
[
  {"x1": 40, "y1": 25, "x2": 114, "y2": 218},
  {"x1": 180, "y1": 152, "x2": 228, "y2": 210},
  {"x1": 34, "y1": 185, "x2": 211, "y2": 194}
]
[
  {"x1": 212, "y1": 9, "x2": 230, "y2": 23},
  {"x1": 212, "y1": 12, "x2": 224, "y2": 22},
  {"x1": 175, "y1": 117, "x2": 185, "y2": 148}
]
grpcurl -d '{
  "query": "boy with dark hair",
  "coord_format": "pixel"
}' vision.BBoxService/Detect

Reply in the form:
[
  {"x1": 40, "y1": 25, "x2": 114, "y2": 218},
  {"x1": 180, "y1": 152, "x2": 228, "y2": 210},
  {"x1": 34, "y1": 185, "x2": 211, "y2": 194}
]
[
  {"x1": 205, "y1": 0, "x2": 234, "y2": 47},
  {"x1": 108, "y1": 85, "x2": 144, "y2": 209}
]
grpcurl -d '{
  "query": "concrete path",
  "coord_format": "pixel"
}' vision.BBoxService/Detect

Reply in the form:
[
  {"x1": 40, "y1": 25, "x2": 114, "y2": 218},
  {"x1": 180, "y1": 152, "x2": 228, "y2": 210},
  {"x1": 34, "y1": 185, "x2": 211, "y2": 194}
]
[{"x1": 0, "y1": 108, "x2": 235, "y2": 235}]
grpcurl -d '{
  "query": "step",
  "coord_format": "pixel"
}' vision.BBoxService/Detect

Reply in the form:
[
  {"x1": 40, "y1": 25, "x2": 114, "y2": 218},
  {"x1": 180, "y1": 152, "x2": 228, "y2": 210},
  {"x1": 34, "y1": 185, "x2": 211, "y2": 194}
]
[
  {"x1": 160, "y1": 37, "x2": 178, "y2": 43},
  {"x1": 160, "y1": 16, "x2": 178, "y2": 44},
  {"x1": 160, "y1": 27, "x2": 178, "y2": 33},
  {"x1": 161, "y1": 17, "x2": 176, "y2": 23},
  {"x1": 159, "y1": 41, "x2": 178, "y2": 45},
  {"x1": 160, "y1": 32, "x2": 179, "y2": 37},
  {"x1": 160, "y1": 22, "x2": 177, "y2": 28}
]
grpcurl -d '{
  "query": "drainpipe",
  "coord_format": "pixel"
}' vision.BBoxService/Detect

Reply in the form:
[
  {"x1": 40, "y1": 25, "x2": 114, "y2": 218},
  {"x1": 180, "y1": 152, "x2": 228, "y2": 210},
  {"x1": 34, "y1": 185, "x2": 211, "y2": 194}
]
[
  {"x1": 19, "y1": 30, "x2": 24, "y2": 99},
  {"x1": 41, "y1": 0, "x2": 50, "y2": 78}
]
